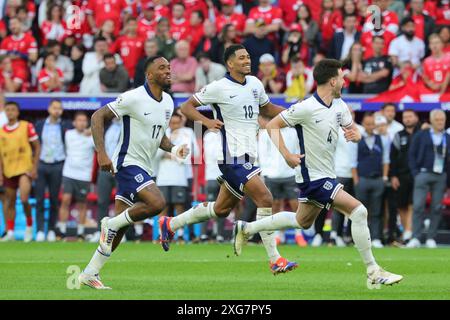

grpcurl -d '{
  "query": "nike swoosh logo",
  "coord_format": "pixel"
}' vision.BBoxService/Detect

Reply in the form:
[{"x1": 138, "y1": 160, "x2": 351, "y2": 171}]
[
  {"x1": 315, "y1": 119, "x2": 323, "y2": 123},
  {"x1": 230, "y1": 95, "x2": 238, "y2": 99},
  {"x1": 144, "y1": 112, "x2": 151, "y2": 116}
]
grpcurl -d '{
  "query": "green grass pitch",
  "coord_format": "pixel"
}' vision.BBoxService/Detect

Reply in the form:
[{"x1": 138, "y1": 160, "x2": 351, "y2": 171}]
[{"x1": 1, "y1": 242, "x2": 450, "y2": 300}]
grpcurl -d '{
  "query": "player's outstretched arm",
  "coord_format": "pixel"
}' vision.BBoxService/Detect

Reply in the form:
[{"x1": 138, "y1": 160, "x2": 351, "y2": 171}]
[
  {"x1": 160, "y1": 135, "x2": 190, "y2": 160},
  {"x1": 91, "y1": 106, "x2": 116, "y2": 174},
  {"x1": 259, "y1": 102, "x2": 286, "y2": 119},
  {"x1": 342, "y1": 123, "x2": 361, "y2": 143},
  {"x1": 180, "y1": 96, "x2": 223, "y2": 131},
  {"x1": 266, "y1": 115, "x2": 304, "y2": 168}
]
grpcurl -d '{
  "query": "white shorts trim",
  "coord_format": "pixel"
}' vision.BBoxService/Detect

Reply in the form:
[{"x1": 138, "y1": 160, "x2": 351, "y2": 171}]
[
  {"x1": 246, "y1": 167, "x2": 261, "y2": 180},
  {"x1": 115, "y1": 195, "x2": 134, "y2": 207},
  {"x1": 331, "y1": 183, "x2": 344, "y2": 200},
  {"x1": 217, "y1": 176, "x2": 243, "y2": 200},
  {"x1": 136, "y1": 180, "x2": 155, "y2": 193}
]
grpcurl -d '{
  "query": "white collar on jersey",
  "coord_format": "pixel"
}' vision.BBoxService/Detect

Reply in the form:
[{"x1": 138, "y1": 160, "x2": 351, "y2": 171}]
[
  {"x1": 225, "y1": 73, "x2": 246, "y2": 86},
  {"x1": 144, "y1": 81, "x2": 163, "y2": 102}
]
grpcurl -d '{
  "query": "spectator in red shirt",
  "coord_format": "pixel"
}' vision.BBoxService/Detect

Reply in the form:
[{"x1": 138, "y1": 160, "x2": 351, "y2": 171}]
[
  {"x1": 0, "y1": 17, "x2": 38, "y2": 79},
  {"x1": 86, "y1": 0, "x2": 131, "y2": 36},
  {"x1": 170, "y1": 40, "x2": 198, "y2": 93},
  {"x1": 0, "y1": 20, "x2": 7, "y2": 41},
  {"x1": 320, "y1": 0, "x2": 337, "y2": 50},
  {"x1": 436, "y1": 0, "x2": 450, "y2": 26},
  {"x1": 257, "y1": 53, "x2": 285, "y2": 94},
  {"x1": 188, "y1": 10, "x2": 205, "y2": 56},
  {"x1": 360, "y1": 24, "x2": 397, "y2": 60},
  {"x1": 279, "y1": 0, "x2": 310, "y2": 28},
  {"x1": 112, "y1": 17, "x2": 144, "y2": 81},
  {"x1": 363, "y1": 0, "x2": 399, "y2": 35},
  {"x1": 0, "y1": 56, "x2": 25, "y2": 92},
  {"x1": 408, "y1": 0, "x2": 436, "y2": 43},
  {"x1": 38, "y1": 53, "x2": 65, "y2": 92},
  {"x1": 184, "y1": 0, "x2": 209, "y2": 20},
  {"x1": 137, "y1": 2, "x2": 157, "y2": 40},
  {"x1": 40, "y1": 4, "x2": 67, "y2": 47},
  {"x1": 422, "y1": 33, "x2": 450, "y2": 94},
  {"x1": 244, "y1": 0, "x2": 282, "y2": 42},
  {"x1": 170, "y1": 2, "x2": 190, "y2": 41},
  {"x1": 215, "y1": 0, "x2": 246, "y2": 38}
]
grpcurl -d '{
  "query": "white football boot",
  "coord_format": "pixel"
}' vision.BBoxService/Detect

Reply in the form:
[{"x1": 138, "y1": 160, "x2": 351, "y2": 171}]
[
  {"x1": 78, "y1": 272, "x2": 111, "y2": 290},
  {"x1": 367, "y1": 266, "x2": 403, "y2": 289}
]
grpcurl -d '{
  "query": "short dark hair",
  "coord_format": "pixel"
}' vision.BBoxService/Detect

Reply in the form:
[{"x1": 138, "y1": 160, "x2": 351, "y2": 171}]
[
  {"x1": 223, "y1": 44, "x2": 246, "y2": 64},
  {"x1": 47, "y1": 39, "x2": 60, "y2": 48},
  {"x1": 49, "y1": 98, "x2": 62, "y2": 105},
  {"x1": 5, "y1": 101, "x2": 20, "y2": 109},
  {"x1": 144, "y1": 55, "x2": 165, "y2": 71},
  {"x1": 94, "y1": 36, "x2": 107, "y2": 44},
  {"x1": 400, "y1": 16, "x2": 414, "y2": 27},
  {"x1": 343, "y1": 13, "x2": 357, "y2": 20},
  {"x1": 103, "y1": 53, "x2": 115, "y2": 61},
  {"x1": 362, "y1": 112, "x2": 375, "y2": 120},
  {"x1": 381, "y1": 103, "x2": 396, "y2": 110},
  {"x1": 74, "y1": 111, "x2": 87, "y2": 120},
  {"x1": 196, "y1": 52, "x2": 210, "y2": 61},
  {"x1": 403, "y1": 108, "x2": 417, "y2": 116},
  {"x1": 313, "y1": 59, "x2": 342, "y2": 85}
]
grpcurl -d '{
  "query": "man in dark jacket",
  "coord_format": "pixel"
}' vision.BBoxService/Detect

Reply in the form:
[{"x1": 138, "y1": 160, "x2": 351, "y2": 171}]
[
  {"x1": 328, "y1": 14, "x2": 361, "y2": 61},
  {"x1": 389, "y1": 109, "x2": 420, "y2": 244},
  {"x1": 99, "y1": 53, "x2": 129, "y2": 93},
  {"x1": 34, "y1": 99, "x2": 73, "y2": 241},
  {"x1": 407, "y1": 109, "x2": 450, "y2": 248}
]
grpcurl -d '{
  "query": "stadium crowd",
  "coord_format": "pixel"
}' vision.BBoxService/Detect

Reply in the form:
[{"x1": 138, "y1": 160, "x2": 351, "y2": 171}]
[
  {"x1": 0, "y1": 0, "x2": 449, "y2": 99},
  {"x1": 0, "y1": 0, "x2": 449, "y2": 247}
]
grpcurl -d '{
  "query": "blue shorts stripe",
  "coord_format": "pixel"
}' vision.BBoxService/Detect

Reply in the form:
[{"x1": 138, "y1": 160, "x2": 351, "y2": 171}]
[
  {"x1": 212, "y1": 104, "x2": 229, "y2": 161},
  {"x1": 295, "y1": 124, "x2": 310, "y2": 182},
  {"x1": 117, "y1": 115, "x2": 130, "y2": 170}
]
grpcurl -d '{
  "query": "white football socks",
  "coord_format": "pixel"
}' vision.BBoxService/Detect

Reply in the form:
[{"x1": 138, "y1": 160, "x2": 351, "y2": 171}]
[
  {"x1": 77, "y1": 224, "x2": 84, "y2": 236},
  {"x1": 349, "y1": 204, "x2": 378, "y2": 271},
  {"x1": 245, "y1": 211, "x2": 301, "y2": 235},
  {"x1": 84, "y1": 246, "x2": 110, "y2": 276},
  {"x1": 256, "y1": 208, "x2": 281, "y2": 264},
  {"x1": 170, "y1": 202, "x2": 217, "y2": 231},
  {"x1": 107, "y1": 209, "x2": 133, "y2": 231}
]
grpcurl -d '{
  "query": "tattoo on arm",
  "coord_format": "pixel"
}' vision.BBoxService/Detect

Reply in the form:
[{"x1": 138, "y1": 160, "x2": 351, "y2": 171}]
[
  {"x1": 159, "y1": 135, "x2": 174, "y2": 152},
  {"x1": 91, "y1": 106, "x2": 116, "y2": 154}
]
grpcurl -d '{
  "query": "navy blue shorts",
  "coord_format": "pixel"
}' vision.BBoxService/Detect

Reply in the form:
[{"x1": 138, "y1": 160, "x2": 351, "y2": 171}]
[
  {"x1": 217, "y1": 162, "x2": 261, "y2": 200},
  {"x1": 115, "y1": 165, "x2": 154, "y2": 206},
  {"x1": 297, "y1": 178, "x2": 343, "y2": 210}
]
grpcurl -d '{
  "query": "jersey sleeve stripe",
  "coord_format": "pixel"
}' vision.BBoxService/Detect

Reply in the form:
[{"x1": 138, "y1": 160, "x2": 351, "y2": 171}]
[
  {"x1": 279, "y1": 112, "x2": 294, "y2": 127},
  {"x1": 342, "y1": 120, "x2": 353, "y2": 129},
  {"x1": 260, "y1": 99, "x2": 270, "y2": 107},
  {"x1": 193, "y1": 94, "x2": 205, "y2": 106},
  {"x1": 107, "y1": 103, "x2": 120, "y2": 119},
  {"x1": 29, "y1": 136, "x2": 39, "y2": 142}
]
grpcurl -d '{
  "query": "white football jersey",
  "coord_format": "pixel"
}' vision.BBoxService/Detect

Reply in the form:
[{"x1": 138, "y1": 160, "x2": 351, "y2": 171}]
[
  {"x1": 107, "y1": 84, "x2": 174, "y2": 176},
  {"x1": 193, "y1": 74, "x2": 270, "y2": 161},
  {"x1": 279, "y1": 92, "x2": 353, "y2": 183}
]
